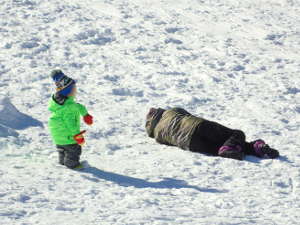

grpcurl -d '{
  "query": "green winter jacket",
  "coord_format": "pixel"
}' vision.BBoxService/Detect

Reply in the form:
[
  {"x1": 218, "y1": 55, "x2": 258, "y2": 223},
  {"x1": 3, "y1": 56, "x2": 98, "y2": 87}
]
[
  {"x1": 48, "y1": 95, "x2": 88, "y2": 145},
  {"x1": 146, "y1": 108, "x2": 204, "y2": 150}
]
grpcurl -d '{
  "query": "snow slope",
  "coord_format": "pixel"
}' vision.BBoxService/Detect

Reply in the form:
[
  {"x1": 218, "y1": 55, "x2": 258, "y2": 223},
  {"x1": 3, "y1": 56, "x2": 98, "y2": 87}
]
[{"x1": 0, "y1": 0, "x2": 300, "y2": 224}]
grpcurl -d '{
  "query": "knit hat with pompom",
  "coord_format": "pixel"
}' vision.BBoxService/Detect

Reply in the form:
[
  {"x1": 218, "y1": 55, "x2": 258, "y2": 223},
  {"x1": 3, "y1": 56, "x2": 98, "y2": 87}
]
[{"x1": 51, "y1": 69, "x2": 75, "y2": 96}]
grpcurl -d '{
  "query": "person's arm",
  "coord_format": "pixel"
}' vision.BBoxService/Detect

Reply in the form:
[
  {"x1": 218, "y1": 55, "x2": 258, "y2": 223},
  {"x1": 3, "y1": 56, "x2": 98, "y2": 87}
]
[
  {"x1": 171, "y1": 107, "x2": 191, "y2": 115},
  {"x1": 77, "y1": 103, "x2": 88, "y2": 116},
  {"x1": 77, "y1": 103, "x2": 93, "y2": 125},
  {"x1": 156, "y1": 139, "x2": 175, "y2": 146}
]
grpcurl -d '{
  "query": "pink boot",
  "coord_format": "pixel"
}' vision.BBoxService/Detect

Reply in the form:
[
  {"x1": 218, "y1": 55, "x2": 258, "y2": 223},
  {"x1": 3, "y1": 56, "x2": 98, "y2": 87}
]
[
  {"x1": 218, "y1": 145, "x2": 244, "y2": 160},
  {"x1": 253, "y1": 140, "x2": 279, "y2": 158}
]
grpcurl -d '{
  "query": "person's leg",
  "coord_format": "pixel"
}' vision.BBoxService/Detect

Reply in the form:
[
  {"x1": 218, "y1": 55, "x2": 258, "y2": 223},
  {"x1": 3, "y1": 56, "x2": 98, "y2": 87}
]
[
  {"x1": 190, "y1": 120, "x2": 246, "y2": 160},
  {"x1": 56, "y1": 146, "x2": 65, "y2": 165},
  {"x1": 190, "y1": 122, "x2": 223, "y2": 155},
  {"x1": 218, "y1": 129, "x2": 246, "y2": 160},
  {"x1": 63, "y1": 144, "x2": 82, "y2": 169},
  {"x1": 244, "y1": 142, "x2": 257, "y2": 156},
  {"x1": 190, "y1": 135, "x2": 220, "y2": 155}
]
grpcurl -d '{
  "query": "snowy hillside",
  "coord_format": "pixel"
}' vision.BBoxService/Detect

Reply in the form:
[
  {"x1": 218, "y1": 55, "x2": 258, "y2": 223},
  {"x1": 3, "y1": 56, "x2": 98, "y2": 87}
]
[{"x1": 0, "y1": 0, "x2": 300, "y2": 224}]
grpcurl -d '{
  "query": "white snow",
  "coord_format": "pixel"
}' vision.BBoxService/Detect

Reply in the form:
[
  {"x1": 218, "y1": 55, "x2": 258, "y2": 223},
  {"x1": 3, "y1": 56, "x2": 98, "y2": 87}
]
[{"x1": 0, "y1": 0, "x2": 300, "y2": 224}]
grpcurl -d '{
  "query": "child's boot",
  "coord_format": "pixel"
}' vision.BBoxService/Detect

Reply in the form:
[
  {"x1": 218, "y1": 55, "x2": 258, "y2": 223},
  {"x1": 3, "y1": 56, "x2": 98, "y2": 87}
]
[
  {"x1": 252, "y1": 139, "x2": 279, "y2": 159},
  {"x1": 218, "y1": 145, "x2": 244, "y2": 160}
]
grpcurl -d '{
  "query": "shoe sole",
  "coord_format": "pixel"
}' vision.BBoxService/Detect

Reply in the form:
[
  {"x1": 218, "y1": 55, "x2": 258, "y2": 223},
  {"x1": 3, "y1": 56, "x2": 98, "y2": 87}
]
[{"x1": 219, "y1": 151, "x2": 244, "y2": 160}]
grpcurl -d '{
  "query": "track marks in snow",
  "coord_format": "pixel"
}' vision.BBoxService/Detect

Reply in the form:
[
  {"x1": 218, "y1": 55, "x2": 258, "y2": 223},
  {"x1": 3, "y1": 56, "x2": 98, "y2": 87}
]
[{"x1": 1, "y1": 0, "x2": 300, "y2": 224}]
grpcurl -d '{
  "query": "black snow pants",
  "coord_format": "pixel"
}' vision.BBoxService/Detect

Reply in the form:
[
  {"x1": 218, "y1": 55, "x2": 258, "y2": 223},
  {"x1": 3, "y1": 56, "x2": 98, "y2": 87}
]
[
  {"x1": 190, "y1": 120, "x2": 258, "y2": 157},
  {"x1": 56, "y1": 144, "x2": 82, "y2": 169}
]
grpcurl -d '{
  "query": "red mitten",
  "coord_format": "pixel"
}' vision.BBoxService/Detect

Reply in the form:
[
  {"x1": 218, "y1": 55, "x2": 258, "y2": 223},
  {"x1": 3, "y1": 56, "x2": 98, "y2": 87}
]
[
  {"x1": 83, "y1": 114, "x2": 93, "y2": 125},
  {"x1": 73, "y1": 130, "x2": 86, "y2": 146}
]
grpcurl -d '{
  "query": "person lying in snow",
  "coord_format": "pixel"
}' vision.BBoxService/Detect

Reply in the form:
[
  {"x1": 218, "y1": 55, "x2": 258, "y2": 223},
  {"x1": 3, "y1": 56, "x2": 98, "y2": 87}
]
[
  {"x1": 145, "y1": 107, "x2": 279, "y2": 160},
  {"x1": 48, "y1": 70, "x2": 93, "y2": 169}
]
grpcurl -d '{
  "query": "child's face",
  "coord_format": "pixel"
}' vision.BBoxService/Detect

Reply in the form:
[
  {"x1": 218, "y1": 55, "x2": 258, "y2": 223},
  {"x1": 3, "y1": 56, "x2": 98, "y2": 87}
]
[{"x1": 69, "y1": 85, "x2": 77, "y2": 97}]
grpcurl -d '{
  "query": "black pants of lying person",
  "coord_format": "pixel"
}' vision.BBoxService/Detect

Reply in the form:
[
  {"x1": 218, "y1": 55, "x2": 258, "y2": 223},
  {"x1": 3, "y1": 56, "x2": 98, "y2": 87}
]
[{"x1": 145, "y1": 107, "x2": 279, "y2": 160}]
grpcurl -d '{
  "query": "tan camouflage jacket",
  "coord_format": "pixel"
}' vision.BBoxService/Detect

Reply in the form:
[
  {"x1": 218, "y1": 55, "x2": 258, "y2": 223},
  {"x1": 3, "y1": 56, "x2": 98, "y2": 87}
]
[{"x1": 146, "y1": 108, "x2": 204, "y2": 150}]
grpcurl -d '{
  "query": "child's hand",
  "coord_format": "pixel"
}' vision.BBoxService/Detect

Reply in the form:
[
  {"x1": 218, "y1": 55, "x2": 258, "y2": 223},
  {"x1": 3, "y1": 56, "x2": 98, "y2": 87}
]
[
  {"x1": 74, "y1": 130, "x2": 86, "y2": 146},
  {"x1": 83, "y1": 114, "x2": 93, "y2": 125}
]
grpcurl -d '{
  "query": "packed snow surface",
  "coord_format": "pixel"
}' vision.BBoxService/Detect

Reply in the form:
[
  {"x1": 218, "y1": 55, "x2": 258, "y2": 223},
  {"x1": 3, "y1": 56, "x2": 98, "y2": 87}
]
[{"x1": 0, "y1": 0, "x2": 300, "y2": 224}]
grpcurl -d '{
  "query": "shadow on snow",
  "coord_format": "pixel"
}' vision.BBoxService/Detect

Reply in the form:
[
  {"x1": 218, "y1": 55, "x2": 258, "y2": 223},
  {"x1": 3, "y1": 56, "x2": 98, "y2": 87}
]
[
  {"x1": 0, "y1": 97, "x2": 43, "y2": 137},
  {"x1": 80, "y1": 167, "x2": 228, "y2": 193}
]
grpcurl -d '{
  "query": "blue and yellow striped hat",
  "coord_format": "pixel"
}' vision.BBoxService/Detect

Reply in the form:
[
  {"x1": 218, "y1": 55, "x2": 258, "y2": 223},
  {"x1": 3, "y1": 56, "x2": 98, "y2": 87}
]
[{"x1": 51, "y1": 70, "x2": 76, "y2": 96}]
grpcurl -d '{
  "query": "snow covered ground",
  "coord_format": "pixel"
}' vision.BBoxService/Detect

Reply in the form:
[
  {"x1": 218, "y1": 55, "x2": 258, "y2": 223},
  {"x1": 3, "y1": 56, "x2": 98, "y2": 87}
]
[{"x1": 0, "y1": 0, "x2": 300, "y2": 224}]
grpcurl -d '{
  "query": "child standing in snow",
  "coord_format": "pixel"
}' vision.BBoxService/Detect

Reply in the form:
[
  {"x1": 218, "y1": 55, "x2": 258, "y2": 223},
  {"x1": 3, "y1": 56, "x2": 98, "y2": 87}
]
[{"x1": 48, "y1": 70, "x2": 93, "y2": 169}]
